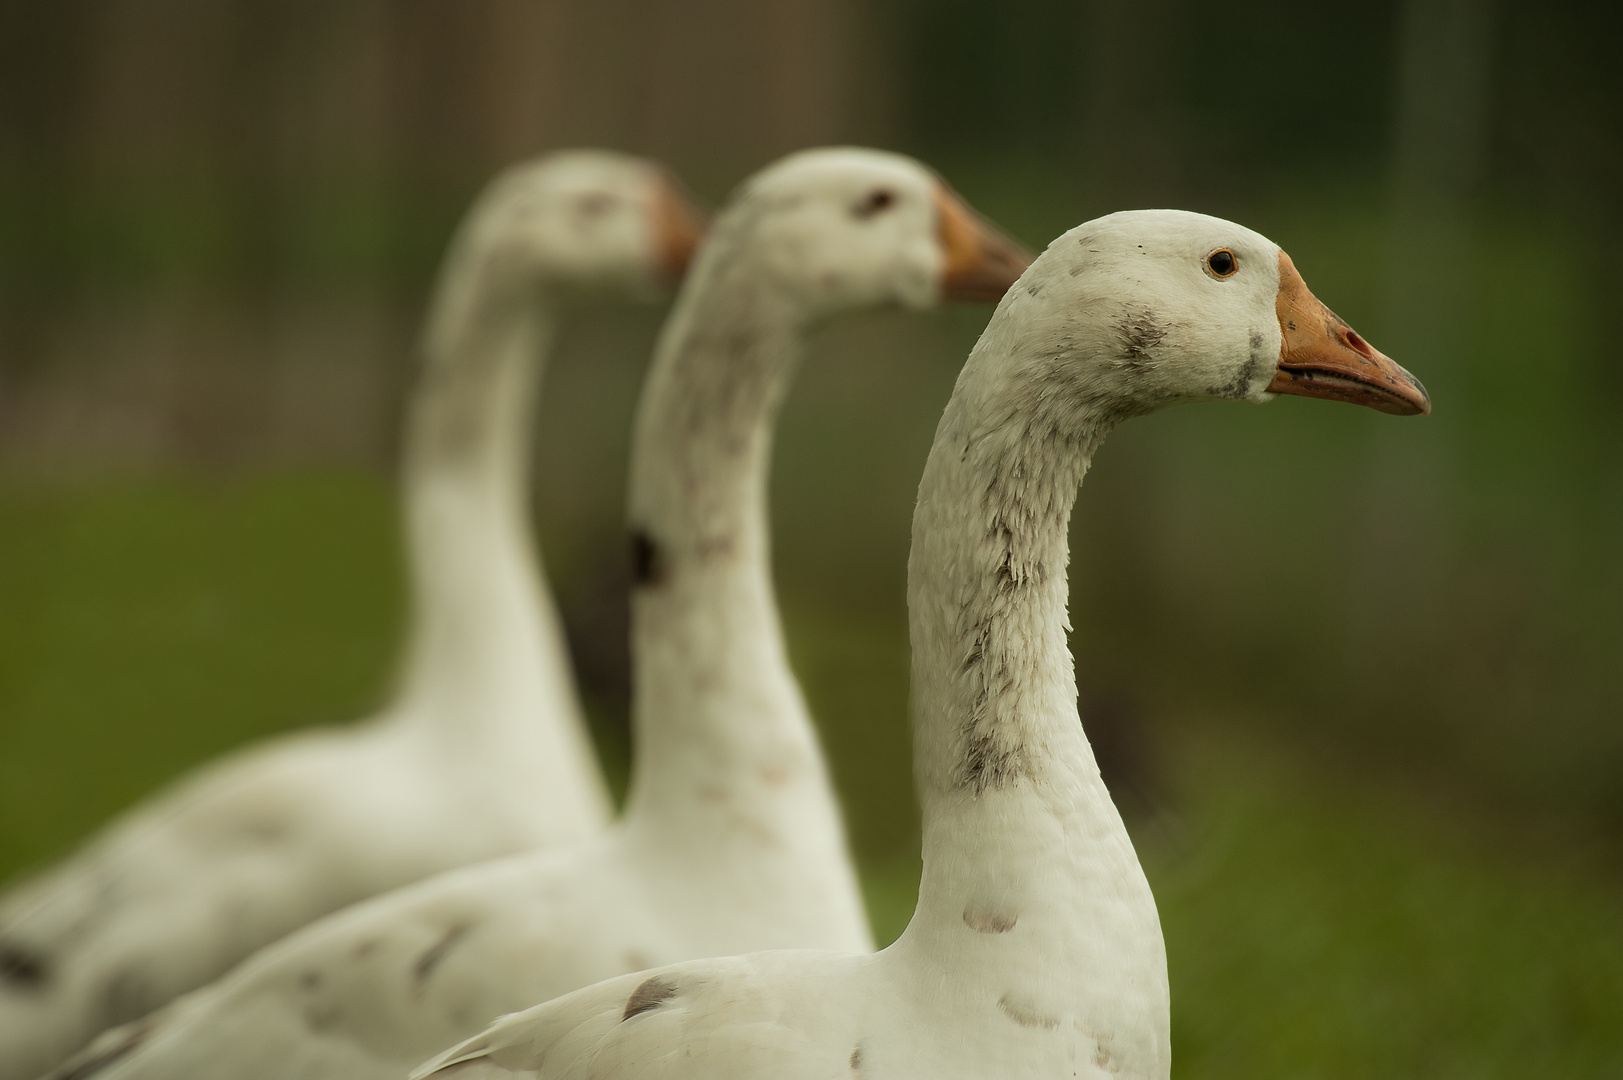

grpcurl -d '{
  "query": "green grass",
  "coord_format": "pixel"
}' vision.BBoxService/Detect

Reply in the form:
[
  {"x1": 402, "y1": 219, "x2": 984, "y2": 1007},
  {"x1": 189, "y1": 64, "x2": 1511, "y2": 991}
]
[
  {"x1": 857, "y1": 732, "x2": 1623, "y2": 1078},
  {"x1": 1, "y1": 474, "x2": 1620, "y2": 1077},
  {"x1": 1149, "y1": 733, "x2": 1623, "y2": 1079},
  {"x1": 0, "y1": 471, "x2": 402, "y2": 874}
]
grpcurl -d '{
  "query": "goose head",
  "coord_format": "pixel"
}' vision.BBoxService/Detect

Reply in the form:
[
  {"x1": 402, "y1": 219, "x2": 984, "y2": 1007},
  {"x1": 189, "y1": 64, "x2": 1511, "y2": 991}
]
[
  {"x1": 455, "y1": 149, "x2": 706, "y2": 304},
  {"x1": 993, "y1": 209, "x2": 1429, "y2": 420},
  {"x1": 694, "y1": 147, "x2": 1031, "y2": 324}
]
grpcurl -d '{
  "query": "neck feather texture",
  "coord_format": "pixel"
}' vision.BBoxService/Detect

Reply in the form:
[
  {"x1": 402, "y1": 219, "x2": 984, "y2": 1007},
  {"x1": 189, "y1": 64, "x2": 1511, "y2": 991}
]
[
  {"x1": 895, "y1": 333, "x2": 1170, "y2": 1076},
  {"x1": 619, "y1": 257, "x2": 838, "y2": 843},
  {"x1": 391, "y1": 252, "x2": 606, "y2": 828}
]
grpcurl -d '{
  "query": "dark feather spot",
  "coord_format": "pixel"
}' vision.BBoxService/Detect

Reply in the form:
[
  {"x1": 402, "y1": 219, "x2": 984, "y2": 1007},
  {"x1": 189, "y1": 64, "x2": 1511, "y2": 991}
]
[
  {"x1": 1115, "y1": 307, "x2": 1168, "y2": 364},
  {"x1": 298, "y1": 969, "x2": 323, "y2": 992},
  {"x1": 622, "y1": 975, "x2": 677, "y2": 1021},
  {"x1": 1209, "y1": 329, "x2": 1271, "y2": 400},
  {"x1": 630, "y1": 529, "x2": 666, "y2": 588},
  {"x1": 959, "y1": 728, "x2": 1029, "y2": 795},
  {"x1": 962, "y1": 907, "x2": 1018, "y2": 934},
  {"x1": 233, "y1": 816, "x2": 292, "y2": 844},
  {"x1": 413, "y1": 924, "x2": 471, "y2": 988},
  {"x1": 997, "y1": 994, "x2": 1059, "y2": 1030},
  {"x1": 1214, "y1": 355, "x2": 1261, "y2": 400},
  {"x1": 304, "y1": 1004, "x2": 344, "y2": 1032},
  {"x1": 953, "y1": 514, "x2": 1043, "y2": 795},
  {"x1": 849, "y1": 1044, "x2": 864, "y2": 1072},
  {"x1": 0, "y1": 940, "x2": 47, "y2": 987}
]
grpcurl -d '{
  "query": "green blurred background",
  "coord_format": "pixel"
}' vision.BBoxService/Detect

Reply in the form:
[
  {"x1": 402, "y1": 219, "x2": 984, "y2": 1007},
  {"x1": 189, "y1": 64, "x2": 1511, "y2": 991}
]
[{"x1": 2, "y1": 0, "x2": 1621, "y2": 1074}]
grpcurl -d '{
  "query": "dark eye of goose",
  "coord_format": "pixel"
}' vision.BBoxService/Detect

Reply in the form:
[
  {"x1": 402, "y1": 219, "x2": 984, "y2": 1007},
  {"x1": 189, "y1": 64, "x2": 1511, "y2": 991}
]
[
  {"x1": 1206, "y1": 248, "x2": 1238, "y2": 278},
  {"x1": 852, "y1": 188, "x2": 895, "y2": 219},
  {"x1": 577, "y1": 192, "x2": 616, "y2": 217}
]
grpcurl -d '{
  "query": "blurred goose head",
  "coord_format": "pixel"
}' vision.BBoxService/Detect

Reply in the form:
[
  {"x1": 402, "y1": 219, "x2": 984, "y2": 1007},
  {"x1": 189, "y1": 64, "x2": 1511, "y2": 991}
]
[
  {"x1": 440, "y1": 149, "x2": 706, "y2": 314},
  {"x1": 684, "y1": 146, "x2": 1031, "y2": 324}
]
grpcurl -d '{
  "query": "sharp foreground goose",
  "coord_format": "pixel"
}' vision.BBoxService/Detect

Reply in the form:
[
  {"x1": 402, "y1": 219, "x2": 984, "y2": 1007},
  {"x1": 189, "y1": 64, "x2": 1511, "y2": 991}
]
[
  {"x1": 411, "y1": 209, "x2": 1430, "y2": 1080},
  {"x1": 0, "y1": 150, "x2": 703, "y2": 1080},
  {"x1": 45, "y1": 148, "x2": 1031, "y2": 1080}
]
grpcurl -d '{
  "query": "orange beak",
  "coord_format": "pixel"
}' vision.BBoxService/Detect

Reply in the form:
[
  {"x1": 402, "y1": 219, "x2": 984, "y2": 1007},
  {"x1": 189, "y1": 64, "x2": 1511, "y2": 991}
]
[
  {"x1": 650, "y1": 169, "x2": 708, "y2": 286},
  {"x1": 933, "y1": 185, "x2": 1032, "y2": 303},
  {"x1": 1267, "y1": 251, "x2": 1430, "y2": 416}
]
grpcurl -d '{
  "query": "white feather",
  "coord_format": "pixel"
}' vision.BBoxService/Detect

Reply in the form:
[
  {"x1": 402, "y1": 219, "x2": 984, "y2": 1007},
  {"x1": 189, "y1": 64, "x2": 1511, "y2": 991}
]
[
  {"x1": 409, "y1": 211, "x2": 1316, "y2": 1080},
  {"x1": 38, "y1": 148, "x2": 1010, "y2": 1080},
  {"x1": 0, "y1": 149, "x2": 688, "y2": 1078}
]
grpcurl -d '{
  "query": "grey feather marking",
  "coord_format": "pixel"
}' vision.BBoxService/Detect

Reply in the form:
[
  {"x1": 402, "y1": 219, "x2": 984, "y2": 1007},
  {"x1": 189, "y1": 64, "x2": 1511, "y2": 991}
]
[
  {"x1": 414, "y1": 923, "x2": 471, "y2": 987},
  {"x1": 962, "y1": 907, "x2": 1018, "y2": 934},
  {"x1": 1115, "y1": 307, "x2": 1167, "y2": 365},
  {"x1": 1215, "y1": 355, "x2": 1260, "y2": 399},
  {"x1": 630, "y1": 529, "x2": 667, "y2": 587},
  {"x1": 997, "y1": 994, "x2": 1059, "y2": 1030},
  {"x1": 621, "y1": 975, "x2": 677, "y2": 1021},
  {"x1": 0, "y1": 940, "x2": 47, "y2": 987},
  {"x1": 955, "y1": 510, "x2": 1044, "y2": 794},
  {"x1": 1213, "y1": 329, "x2": 1269, "y2": 399}
]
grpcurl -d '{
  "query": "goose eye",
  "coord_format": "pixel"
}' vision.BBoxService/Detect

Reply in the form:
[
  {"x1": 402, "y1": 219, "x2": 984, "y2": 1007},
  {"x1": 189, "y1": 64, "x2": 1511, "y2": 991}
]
[
  {"x1": 1206, "y1": 249, "x2": 1238, "y2": 278},
  {"x1": 577, "y1": 192, "x2": 616, "y2": 217},
  {"x1": 852, "y1": 188, "x2": 895, "y2": 219}
]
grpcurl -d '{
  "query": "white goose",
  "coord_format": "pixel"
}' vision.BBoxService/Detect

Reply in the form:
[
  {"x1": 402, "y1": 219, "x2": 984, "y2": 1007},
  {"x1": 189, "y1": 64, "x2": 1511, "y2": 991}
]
[
  {"x1": 0, "y1": 151, "x2": 704, "y2": 1080},
  {"x1": 42, "y1": 148, "x2": 1031, "y2": 1080},
  {"x1": 411, "y1": 209, "x2": 1431, "y2": 1080}
]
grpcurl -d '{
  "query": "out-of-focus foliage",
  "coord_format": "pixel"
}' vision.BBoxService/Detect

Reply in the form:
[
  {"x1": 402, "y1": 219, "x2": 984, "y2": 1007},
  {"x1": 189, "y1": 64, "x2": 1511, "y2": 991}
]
[{"x1": 3, "y1": 476, "x2": 1620, "y2": 1078}]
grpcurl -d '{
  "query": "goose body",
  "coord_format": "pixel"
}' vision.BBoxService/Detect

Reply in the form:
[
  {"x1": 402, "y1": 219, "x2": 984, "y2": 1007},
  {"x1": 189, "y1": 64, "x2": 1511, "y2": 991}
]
[
  {"x1": 0, "y1": 151, "x2": 703, "y2": 1080},
  {"x1": 41, "y1": 147, "x2": 1031, "y2": 1080},
  {"x1": 411, "y1": 209, "x2": 1430, "y2": 1080}
]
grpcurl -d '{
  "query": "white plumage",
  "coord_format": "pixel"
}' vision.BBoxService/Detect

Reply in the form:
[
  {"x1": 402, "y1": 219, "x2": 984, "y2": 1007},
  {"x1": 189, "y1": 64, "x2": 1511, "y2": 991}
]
[
  {"x1": 0, "y1": 150, "x2": 703, "y2": 1080},
  {"x1": 40, "y1": 147, "x2": 1030, "y2": 1080},
  {"x1": 409, "y1": 210, "x2": 1430, "y2": 1080}
]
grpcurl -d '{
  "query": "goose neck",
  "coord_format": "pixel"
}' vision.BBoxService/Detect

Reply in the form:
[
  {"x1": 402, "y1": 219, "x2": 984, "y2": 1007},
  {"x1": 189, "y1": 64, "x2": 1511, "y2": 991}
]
[
  {"x1": 389, "y1": 257, "x2": 604, "y2": 831},
  {"x1": 620, "y1": 269, "x2": 824, "y2": 832},
  {"x1": 894, "y1": 339, "x2": 1168, "y2": 1073},
  {"x1": 406, "y1": 259, "x2": 555, "y2": 500}
]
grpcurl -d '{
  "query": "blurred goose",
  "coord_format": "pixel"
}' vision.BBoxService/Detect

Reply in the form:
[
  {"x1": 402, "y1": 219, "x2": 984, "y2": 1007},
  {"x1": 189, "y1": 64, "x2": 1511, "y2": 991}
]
[
  {"x1": 410, "y1": 209, "x2": 1431, "y2": 1080},
  {"x1": 0, "y1": 150, "x2": 704, "y2": 1080},
  {"x1": 47, "y1": 147, "x2": 1031, "y2": 1080}
]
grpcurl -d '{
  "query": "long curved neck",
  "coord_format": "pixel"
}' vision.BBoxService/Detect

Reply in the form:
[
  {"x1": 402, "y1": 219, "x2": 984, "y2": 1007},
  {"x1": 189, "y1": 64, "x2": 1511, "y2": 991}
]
[
  {"x1": 391, "y1": 249, "x2": 608, "y2": 821},
  {"x1": 895, "y1": 341, "x2": 1169, "y2": 1075},
  {"x1": 619, "y1": 261, "x2": 832, "y2": 840}
]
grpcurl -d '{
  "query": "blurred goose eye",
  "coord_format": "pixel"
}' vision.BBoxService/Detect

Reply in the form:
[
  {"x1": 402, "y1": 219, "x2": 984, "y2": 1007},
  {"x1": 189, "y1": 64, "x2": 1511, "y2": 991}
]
[
  {"x1": 852, "y1": 188, "x2": 895, "y2": 219},
  {"x1": 577, "y1": 192, "x2": 616, "y2": 218},
  {"x1": 1206, "y1": 248, "x2": 1238, "y2": 278}
]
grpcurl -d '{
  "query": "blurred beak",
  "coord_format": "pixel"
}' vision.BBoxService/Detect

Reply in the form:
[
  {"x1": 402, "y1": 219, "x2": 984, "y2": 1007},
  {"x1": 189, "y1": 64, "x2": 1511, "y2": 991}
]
[
  {"x1": 934, "y1": 185, "x2": 1032, "y2": 303},
  {"x1": 651, "y1": 170, "x2": 708, "y2": 285},
  {"x1": 1267, "y1": 251, "x2": 1430, "y2": 416}
]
